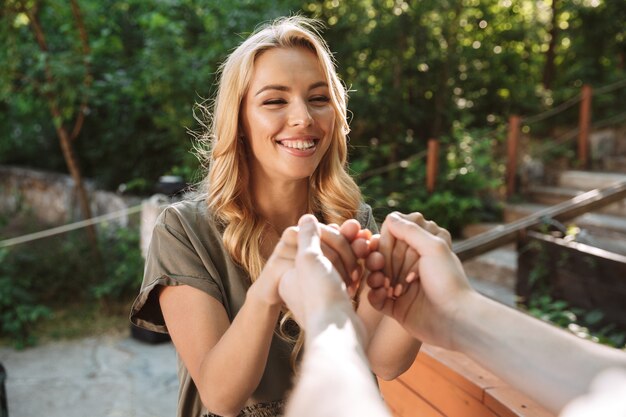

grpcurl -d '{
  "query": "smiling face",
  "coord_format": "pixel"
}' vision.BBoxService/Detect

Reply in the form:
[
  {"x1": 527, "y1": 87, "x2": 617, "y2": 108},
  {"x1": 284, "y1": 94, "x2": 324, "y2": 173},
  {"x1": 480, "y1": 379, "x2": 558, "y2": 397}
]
[{"x1": 240, "y1": 46, "x2": 336, "y2": 185}]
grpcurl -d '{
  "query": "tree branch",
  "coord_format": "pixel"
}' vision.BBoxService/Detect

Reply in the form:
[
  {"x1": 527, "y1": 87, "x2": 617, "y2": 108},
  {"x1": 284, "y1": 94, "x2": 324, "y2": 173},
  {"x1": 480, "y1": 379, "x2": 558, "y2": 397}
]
[
  {"x1": 69, "y1": 0, "x2": 93, "y2": 141},
  {"x1": 25, "y1": 3, "x2": 62, "y2": 122},
  {"x1": 24, "y1": 0, "x2": 98, "y2": 248}
]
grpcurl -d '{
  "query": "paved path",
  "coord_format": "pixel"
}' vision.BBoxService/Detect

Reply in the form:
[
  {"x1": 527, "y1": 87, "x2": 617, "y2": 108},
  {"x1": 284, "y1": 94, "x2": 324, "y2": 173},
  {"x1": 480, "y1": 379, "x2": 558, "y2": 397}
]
[{"x1": 0, "y1": 332, "x2": 178, "y2": 417}]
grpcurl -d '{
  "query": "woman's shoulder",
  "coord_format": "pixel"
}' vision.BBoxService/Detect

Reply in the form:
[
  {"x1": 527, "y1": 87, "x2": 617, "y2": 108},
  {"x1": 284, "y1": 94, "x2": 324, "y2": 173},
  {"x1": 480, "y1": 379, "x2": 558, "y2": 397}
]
[
  {"x1": 355, "y1": 201, "x2": 379, "y2": 232},
  {"x1": 156, "y1": 193, "x2": 221, "y2": 235},
  {"x1": 160, "y1": 193, "x2": 213, "y2": 222},
  {"x1": 355, "y1": 201, "x2": 373, "y2": 219}
]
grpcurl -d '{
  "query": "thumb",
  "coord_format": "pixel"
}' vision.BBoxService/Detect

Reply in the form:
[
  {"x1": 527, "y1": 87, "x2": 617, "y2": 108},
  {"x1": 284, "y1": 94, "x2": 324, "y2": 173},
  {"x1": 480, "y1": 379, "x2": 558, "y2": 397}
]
[
  {"x1": 297, "y1": 214, "x2": 322, "y2": 257},
  {"x1": 297, "y1": 215, "x2": 338, "y2": 283}
]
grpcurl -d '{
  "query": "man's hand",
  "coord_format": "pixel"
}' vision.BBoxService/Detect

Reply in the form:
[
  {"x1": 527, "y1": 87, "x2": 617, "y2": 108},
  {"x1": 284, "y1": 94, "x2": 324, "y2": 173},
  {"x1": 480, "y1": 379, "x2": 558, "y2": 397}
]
[
  {"x1": 278, "y1": 215, "x2": 354, "y2": 330},
  {"x1": 374, "y1": 212, "x2": 451, "y2": 298},
  {"x1": 366, "y1": 213, "x2": 472, "y2": 349}
]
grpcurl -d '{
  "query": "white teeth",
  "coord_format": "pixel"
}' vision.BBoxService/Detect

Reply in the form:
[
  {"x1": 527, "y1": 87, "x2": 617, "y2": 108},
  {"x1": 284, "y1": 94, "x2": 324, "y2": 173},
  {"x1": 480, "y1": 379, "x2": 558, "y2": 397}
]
[{"x1": 280, "y1": 140, "x2": 315, "y2": 150}]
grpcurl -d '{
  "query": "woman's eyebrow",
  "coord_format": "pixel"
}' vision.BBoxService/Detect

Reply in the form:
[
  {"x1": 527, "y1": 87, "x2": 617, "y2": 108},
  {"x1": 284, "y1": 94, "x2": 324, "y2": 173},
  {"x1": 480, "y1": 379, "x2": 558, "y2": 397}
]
[
  {"x1": 309, "y1": 81, "x2": 329, "y2": 90},
  {"x1": 255, "y1": 81, "x2": 329, "y2": 96},
  {"x1": 255, "y1": 84, "x2": 289, "y2": 96}
]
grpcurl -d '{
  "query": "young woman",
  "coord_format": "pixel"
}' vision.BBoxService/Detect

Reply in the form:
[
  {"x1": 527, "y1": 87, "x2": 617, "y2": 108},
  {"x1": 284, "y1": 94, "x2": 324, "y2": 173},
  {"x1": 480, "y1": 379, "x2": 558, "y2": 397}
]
[{"x1": 130, "y1": 16, "x2": 421, "y2": 417}]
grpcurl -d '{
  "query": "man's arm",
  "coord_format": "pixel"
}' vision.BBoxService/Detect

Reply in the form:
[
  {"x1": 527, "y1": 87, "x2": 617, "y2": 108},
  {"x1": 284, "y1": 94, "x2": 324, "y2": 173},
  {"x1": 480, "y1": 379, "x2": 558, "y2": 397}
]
[
  {"x1": 286, "y1": 305, "x2": 391, "y2": 417},
  {"x1": 369, "y1": 213, "x2": 626, "y2": 414},
  {"x1": 453, "y1": 290, "x2": 626, "y2": 413},
  {"x1": 279, "y1": 215, "x2": 391, "y2": 417}
]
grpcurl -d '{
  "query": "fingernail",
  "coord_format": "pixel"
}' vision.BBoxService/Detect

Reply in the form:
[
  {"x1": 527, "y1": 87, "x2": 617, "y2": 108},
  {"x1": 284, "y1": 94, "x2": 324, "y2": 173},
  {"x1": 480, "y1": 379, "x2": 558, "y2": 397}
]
[
  {"x1": 299, "y1": 214, "x2": 316, "y2": 225},
  {"x1": 383, "y1": 277, "x2": 391, "y2": 288},
  {"x1": 394, "y1": 284, "x2": 403, "y2": 297},
  {"x1": 389, "y1": 212, "x2": 401, "y2": 222},
  {"x1": 386, "y1": 286, "x2": 394, "y2": 298},
  {"x1": 351, "y1": 268, "x2": 360, "y2": 282},
  {"x1": 406, "y1": 272, "x2": 417, "y2": 283},
  {"x1": 348, "y1": 285, "x2": 356, "y2": 298}
]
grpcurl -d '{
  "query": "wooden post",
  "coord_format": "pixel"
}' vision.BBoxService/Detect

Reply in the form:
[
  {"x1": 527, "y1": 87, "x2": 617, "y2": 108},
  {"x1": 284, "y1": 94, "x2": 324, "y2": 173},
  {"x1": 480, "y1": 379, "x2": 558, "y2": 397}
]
[
  {"x1": 426, "y1": 138, "x2": 439, "y2": 193},
  {"x1": 506, "y1": 115, "x2": 521, "y2": 198},
  {"x1": 578, "y1": 84, "x2": 592, "y2": 169}
]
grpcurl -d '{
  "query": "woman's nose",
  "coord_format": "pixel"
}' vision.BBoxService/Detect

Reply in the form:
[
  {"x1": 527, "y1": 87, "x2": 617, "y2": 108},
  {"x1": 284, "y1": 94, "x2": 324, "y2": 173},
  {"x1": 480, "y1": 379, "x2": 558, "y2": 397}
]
[{"x1": 288, "y1": 100, "x2": 313, "y2": 127}]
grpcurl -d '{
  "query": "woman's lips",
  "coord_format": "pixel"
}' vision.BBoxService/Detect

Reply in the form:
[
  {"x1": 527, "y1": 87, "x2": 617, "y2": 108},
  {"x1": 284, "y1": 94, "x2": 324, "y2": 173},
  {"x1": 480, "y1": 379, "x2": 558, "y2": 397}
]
[{"x1": 276, "y1": 138, "x2": 319, "y2": 156}]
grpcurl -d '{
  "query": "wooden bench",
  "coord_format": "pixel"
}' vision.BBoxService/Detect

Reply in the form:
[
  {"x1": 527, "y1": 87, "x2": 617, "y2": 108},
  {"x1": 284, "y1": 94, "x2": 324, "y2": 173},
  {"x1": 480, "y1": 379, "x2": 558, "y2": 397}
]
[{"x1": 379, "y1": 345, "x2": 555, "y2": 417}]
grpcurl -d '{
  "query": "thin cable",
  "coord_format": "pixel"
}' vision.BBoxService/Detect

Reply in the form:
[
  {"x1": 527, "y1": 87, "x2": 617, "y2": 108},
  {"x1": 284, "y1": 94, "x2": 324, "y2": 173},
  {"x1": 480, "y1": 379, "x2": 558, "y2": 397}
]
[
  {"x1": 594, "y1": 77, "x2": 626, "y2": 95},
  {"x1": 532, "y1": 111, "x2": 626, "y2": 156},
  {"x1": 354, "y1": 80, "x2": 624, "y2": 181},
  {"x1": 0, "y1": 204, "x2": 143, "y2": 248},
  {"x1": 522, "y1": 78, "x2": 626, "y2": 125},
  {"x1": 356, "y1": 150, "x2": 427, "y2": 180},
  {"x1": 522, "y1": 94, "x2": 582, "y2": 125}
]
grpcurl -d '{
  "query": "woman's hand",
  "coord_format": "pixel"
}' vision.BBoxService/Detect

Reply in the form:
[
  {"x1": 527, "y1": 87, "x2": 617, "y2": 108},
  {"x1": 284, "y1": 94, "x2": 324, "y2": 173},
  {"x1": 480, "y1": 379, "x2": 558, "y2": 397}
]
[
  {"x1": 250, "y1": 227, "x2": 299, "y2": 306},
  {"x1": 319, "y1": 220, "x2": 375, "y2": 297},
  {"x1": 252, "y1": 218, "x2": 376, "y2": 306}
]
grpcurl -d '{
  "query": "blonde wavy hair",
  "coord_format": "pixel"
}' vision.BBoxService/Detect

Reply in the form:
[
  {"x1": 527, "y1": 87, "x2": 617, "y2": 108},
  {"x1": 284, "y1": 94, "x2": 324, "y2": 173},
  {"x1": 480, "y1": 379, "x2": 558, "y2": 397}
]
[{"x1": 196, "y1": 16, "x2": 362, "y2": 367}]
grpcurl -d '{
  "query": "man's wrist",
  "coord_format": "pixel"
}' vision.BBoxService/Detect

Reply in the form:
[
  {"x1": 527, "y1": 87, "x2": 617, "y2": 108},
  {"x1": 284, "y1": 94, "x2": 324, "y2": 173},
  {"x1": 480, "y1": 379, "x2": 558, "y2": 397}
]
[
  {"x1": 449, "y1": 290, "x2": 488, "y2": 352},
  {"x1": 305, "y1": 302, "x2": 366, "y2": 347}
]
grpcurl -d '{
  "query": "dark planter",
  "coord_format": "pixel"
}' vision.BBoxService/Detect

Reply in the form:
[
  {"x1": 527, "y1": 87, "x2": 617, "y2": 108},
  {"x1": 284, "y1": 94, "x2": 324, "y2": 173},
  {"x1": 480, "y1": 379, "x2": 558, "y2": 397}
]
[
  {"x1": 517, "y1": 230, "x2": 626, "y2": 328},
  {"x1": 130, "y1": 324, "x2": 171, "y2": 344}
]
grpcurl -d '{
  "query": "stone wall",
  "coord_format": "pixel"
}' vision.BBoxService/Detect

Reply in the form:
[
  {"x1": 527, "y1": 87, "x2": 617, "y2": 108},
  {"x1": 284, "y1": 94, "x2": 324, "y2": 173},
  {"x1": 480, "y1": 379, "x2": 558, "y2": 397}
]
[{"x1": 0, "y1": 165, "x2": 141, "y2": 228}]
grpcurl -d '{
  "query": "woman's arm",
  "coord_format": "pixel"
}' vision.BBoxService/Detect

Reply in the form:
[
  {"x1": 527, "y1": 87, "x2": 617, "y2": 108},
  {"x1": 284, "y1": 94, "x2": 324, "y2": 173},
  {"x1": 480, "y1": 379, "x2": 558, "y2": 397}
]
[
  {"x1": 159, "y1": 222, "x2": 364, "y2": 416},
  {"x1": 160, "y1": 284, "x2": 281, "y2": 416},
  {"x1": 159, "y1": 229, "x2": 298, "y2": 417},
  {"x1": 356, "y1": 285, "x2": 421, "y2": 380}
]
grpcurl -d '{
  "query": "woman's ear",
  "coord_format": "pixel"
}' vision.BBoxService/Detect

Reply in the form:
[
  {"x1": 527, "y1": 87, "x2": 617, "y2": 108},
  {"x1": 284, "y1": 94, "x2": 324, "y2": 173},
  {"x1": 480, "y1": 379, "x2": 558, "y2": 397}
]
[{"x1": 237, "y1": 122, "x2": 246, "y2": 142}]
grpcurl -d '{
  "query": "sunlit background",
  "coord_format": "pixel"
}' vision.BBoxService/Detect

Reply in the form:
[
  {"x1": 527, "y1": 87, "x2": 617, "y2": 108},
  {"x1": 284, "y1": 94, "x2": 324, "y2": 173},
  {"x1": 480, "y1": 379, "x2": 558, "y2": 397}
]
[{"x1": 1, "y1": 0, "x2": 625, "y2": 416}]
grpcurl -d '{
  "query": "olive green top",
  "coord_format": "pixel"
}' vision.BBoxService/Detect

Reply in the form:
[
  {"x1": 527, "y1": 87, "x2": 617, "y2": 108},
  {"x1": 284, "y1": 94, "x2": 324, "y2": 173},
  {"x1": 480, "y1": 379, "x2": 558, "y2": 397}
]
[{"x1": 130, "y1": 194, "x2": 378, "y2": 417}]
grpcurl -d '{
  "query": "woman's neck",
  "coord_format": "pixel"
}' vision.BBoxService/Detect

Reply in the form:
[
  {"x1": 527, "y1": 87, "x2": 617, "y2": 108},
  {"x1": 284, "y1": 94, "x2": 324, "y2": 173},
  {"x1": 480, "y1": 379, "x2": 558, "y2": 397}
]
[{"x1": 252, "y1": 177, "x2": 310, "y2": 234}]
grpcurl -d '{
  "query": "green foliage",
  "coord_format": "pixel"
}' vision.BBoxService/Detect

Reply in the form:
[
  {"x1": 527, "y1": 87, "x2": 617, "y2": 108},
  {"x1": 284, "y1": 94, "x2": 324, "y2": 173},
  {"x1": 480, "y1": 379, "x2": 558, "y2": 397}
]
[
  {"x1": 525, "y1": 294, "x2": 626, "y2": 350},
  {"x1": 357, "y1": 123, "x2": 503, "y2": 235},
  {"x1": 0, "y1": 248, "x2": 53, "y2": 349},
  {"x1": 91, "y1": 225, "x2": 144, "y2": 301},
  {"x1": 1, "y1": 0, "x2": 303, "y2": 191},
  {"x1": 0, "y1": 222, "x2": 144, "y2": 347},
  {"x1": 1, "y1": 0, "x2": 624, "y2": 222}
]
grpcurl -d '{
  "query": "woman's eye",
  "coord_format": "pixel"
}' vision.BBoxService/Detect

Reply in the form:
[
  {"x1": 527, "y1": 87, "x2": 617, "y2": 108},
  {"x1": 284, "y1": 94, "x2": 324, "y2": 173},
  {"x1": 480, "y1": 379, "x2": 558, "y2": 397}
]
[
  {"x1": 310, "y1": 95, "x2": 330, "y2": 104},
  {"x1": 263, "y1": 99, "x2": 287, "y2": 105}
]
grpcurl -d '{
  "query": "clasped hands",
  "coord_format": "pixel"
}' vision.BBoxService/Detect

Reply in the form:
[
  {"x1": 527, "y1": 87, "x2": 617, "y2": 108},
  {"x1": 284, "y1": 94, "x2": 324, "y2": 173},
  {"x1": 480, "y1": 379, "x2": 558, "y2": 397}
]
[{"x1": 269, "y1": 212, "x2": 461, "y2": 346}]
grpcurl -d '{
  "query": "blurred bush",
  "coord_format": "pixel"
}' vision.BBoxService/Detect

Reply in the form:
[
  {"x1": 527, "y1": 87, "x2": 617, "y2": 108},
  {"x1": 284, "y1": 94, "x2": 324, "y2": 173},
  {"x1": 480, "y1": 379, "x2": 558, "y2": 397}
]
[{"x1": 0, "y1": 222, "x2": 143, "y2": 348}]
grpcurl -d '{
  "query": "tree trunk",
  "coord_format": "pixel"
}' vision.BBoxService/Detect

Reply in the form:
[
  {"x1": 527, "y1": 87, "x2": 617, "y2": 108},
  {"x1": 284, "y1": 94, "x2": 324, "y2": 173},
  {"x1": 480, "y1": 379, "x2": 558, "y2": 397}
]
[
  {"x1": 431, "y1": 2, "x2": 461, "y2": 139},
  {"x1": 25, "y1": 3, "x2": 99, "y2": 248},
  {"x1": 542, "y1": 0, "x2": 559, "y2": 90}
]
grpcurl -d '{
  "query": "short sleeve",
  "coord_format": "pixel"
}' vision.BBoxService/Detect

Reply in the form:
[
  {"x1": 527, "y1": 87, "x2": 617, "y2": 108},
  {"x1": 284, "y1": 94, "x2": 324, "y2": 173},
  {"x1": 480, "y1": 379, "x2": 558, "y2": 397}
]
[
  {"x1": 130, "y1": 206, "x2": 224, "y2": 333},
  {"x1": 357, "y1": 202, "x2": 379, "y2": 234}
]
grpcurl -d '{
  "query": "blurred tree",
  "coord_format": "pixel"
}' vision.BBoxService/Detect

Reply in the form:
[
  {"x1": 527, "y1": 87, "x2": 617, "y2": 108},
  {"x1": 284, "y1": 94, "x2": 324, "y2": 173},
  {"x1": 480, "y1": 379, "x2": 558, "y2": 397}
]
[
  {"x1": 1, "y1": 0, "x2": 624, "y2": 229},
  {"x1": 3, "y1": 0, "x2": 98, "y2": 245},
  {"x1": 303, "y1": 0, "x2": 624, "y2": 224},
  {"x1": 1, "y1": 0, "x2": 302, "y2": 192},
  {"x1": 542, "y1": 0, "x2": 559, "y2": 90},
  {"x1": 555, "y1": 0, "x2": 626, "y2": 94}
]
